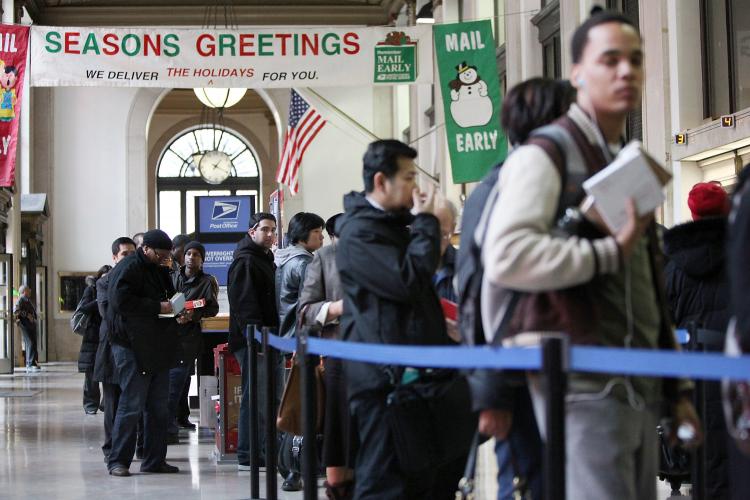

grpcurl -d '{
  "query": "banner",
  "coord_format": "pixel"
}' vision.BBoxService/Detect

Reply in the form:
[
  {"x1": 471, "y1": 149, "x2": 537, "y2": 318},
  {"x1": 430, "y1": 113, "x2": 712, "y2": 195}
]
[
  {"x1": 434, "y1": 21, "x2": 506, "y2": 184},
  {"x1": 0, "y1": 25, "x2": 28, "y2": 187},
  {"x1": 203, "y1": 243, "x2": 236, "y2": 286},
  {"x1": 30, "y1": 25, "x2": 433, "y2": 88}
]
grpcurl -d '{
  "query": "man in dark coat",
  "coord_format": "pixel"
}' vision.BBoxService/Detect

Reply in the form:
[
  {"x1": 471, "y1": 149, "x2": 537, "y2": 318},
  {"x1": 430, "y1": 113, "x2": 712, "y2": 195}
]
[
  {"x1": 725, "y1": 165, "x2": 750, "y2": 500},
  {"x1": 106, "y1": 229, "x2": 179, "y2": 477},
  {"x1": 78, "y1": 267, "x2": 110, "y2": 415},
  {"x1": 167, "y1": 241, "x2": 219, "y2": 442},
  {"x1": 227, "y1": 212, "x2": 278, "y2": 469},
  {"x1": 94, "y1": 237, "x2": 136, "y2": 462},
  {"x1": 336, "y1": 139, "x2": 448, "y2": 499},
  {"x1": 664, "y1": 181, "x2": 731, "y2": 499}
]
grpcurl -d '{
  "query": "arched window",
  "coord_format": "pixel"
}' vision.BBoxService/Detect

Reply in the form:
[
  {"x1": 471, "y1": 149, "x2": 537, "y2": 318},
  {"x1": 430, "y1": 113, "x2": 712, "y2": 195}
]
[{"x1": 156, "y1": 126, "x2": 261, "y2": 237}]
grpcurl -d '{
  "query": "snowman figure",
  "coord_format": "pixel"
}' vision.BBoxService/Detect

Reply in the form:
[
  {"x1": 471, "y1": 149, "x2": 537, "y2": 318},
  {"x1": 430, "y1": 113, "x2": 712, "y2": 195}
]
[{"x1": 449, "y1": 62, "x2": 493, "y2": 128}]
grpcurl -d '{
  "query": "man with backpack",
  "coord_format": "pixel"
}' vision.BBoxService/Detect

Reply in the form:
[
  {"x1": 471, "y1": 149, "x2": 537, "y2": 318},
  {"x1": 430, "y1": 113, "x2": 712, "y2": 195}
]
[
  {"x1": 458, "y1": 77, "x2": 575, "y2": 500},
  {"x1": 477, "y1": 10, "x2": 700, "y2": 500}
]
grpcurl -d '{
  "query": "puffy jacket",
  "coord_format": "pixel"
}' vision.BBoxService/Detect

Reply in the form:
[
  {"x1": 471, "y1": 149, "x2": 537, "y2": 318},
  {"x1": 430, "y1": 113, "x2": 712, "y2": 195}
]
[
  {"x1": 227, "y1": 235, "x2": 278, "y2": 352},
  {"x1": 172, "y1": 267, "x2": 220, "y2": 366},
  {"x1": 336, "y1": 191, "x2": 449, "y2": 399},
  {"x1": 664, "y1": 216, "x2": 730, "y2": 333},
  {"x1": 107, "y1": 249, "x2": 178, "y2": 373},
  {"x1": 77, "y1": 279, "x2": 102, "y2": 373},
  {"x1": 275, "y1": 244, "x2": 313, "y2": 338}
]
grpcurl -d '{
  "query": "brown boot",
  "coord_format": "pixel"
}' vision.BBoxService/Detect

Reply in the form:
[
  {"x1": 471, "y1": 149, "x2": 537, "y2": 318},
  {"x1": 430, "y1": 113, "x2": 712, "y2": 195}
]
[{"x1": 323, "y1": 480, "x2": 355, "y2": 500}]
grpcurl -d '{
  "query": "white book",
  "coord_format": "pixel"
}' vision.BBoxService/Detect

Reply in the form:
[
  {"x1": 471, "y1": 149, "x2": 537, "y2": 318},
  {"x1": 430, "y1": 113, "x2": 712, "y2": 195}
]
[
  {"x1": 158, "y1": 292, "x2": 186, "y2": 318},
  {"x1": 582, "y1": 141, "x2": 671, "y2": 233}
]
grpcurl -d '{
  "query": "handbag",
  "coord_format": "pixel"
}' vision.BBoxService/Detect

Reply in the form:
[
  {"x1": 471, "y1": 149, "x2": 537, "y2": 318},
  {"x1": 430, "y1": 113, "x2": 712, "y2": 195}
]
[
  {"x1": 276, "y1": 306, "x2": 326, "y2": 435},
  {"x1": 70, "y1": 294, "x2": 90, "y2": 336},
  {"x1": 276, "y1": 354, "x2": 326, "y2": 435},
  {"x1": 386, "y1": 368, "x2": 477, "y2": 475}
]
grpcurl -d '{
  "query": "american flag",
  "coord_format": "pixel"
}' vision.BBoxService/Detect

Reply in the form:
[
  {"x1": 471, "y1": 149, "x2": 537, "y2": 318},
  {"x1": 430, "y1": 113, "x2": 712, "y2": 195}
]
[{"x1": 275, "y1": 90, "x2": 326, "y2": 195}]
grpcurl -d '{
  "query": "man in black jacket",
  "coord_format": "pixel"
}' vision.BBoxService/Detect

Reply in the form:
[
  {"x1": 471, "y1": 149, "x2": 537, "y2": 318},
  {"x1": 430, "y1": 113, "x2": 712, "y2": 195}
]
[
  {"x1": 94, "y1": 237, "x2": 136, "y2": 462},
  {"x1": 227, "y1": 212, "x2": 278, "y2": 469},
  {"x1": 337, "y1": 139, "x2": 447, "y2": 499},
  {"x1": 106, "y1": 229, "x2": 179, "y2": 477},
  {"x1": 167, "y1": 241, "x2": 219, "y2": 443}
]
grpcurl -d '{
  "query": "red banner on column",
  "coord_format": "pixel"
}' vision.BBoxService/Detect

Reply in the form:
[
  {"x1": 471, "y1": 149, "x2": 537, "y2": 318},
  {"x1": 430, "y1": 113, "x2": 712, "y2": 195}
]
[{"x1": 0, "y1": 25, "x2": 29, "y2": 187}]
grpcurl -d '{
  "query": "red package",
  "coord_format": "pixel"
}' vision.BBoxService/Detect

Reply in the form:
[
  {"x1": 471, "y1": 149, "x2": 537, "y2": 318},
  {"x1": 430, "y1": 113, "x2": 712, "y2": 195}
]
[{"x1": 440, "y1": 298, "x2": 457, "y2": 321}]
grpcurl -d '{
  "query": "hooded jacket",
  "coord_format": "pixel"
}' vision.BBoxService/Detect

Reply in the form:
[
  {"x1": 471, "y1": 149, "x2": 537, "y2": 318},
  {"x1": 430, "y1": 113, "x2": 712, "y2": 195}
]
[
  {"x1": 275, "y1": 244, "x2": 314, "y2": 338},
  {"x1": 664, "y1": 216, "x2": 730, "y2": 334},
  {"x1": 336, "y1": 191, "x2": 448, "y2": 398},
  {"x1": 172, "y1": 267, "x2": 220, "y2": 366},
  {"x1": 107, "y1": 249, "x2": 178, "y2": 373},
  {"x1": 227, "y1": 235, "x2": 278, "y2": 352}
]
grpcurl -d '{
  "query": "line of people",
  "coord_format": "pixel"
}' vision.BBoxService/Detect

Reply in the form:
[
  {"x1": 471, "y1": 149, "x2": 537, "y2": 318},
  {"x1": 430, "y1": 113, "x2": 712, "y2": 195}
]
[
  {"x1": 54, "y1": 7, "x2": 750, "y2": 499},
  {"x1": 70, "y1": 230, "x2": 220, "y2": 476}
]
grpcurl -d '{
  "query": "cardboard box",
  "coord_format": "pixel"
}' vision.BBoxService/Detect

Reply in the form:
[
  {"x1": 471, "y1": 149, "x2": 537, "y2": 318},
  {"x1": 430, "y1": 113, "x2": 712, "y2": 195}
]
[{"x1": 199, "y1": 375, "x2": 218, "y2": 428}]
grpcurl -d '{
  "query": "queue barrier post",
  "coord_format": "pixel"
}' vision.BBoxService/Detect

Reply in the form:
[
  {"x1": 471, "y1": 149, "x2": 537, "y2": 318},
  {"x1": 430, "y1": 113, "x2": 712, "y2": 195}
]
[
  {"x1": 298, "y1": 329, "x2": 319, "y2": 500},
  {"x1": 543, "y1": 336, "x2": 567, "y2": 500},
  {"x1": 246, "y1": 324, "x2": 261, "y2": 499},
  {"x1": 263, "y1": 327, "x2": 278, "y2": 500}
]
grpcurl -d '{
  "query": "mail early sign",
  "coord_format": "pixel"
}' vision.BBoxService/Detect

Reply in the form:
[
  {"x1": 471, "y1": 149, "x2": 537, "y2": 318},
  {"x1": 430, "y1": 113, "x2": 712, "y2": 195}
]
[{"x1": 434, "y1": 21, "x2": 506, "y2": 184}]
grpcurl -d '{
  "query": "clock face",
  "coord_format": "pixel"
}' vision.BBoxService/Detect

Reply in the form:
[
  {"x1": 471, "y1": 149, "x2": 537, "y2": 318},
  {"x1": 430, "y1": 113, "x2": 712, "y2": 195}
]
[{"x1": 198, "y1": 150, "x2": 232, "y2": 185}]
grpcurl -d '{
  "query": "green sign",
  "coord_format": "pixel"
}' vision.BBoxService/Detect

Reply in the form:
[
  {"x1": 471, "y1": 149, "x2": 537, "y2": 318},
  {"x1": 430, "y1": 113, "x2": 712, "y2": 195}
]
[
  {"x1": 374, "y1": 31, "x2": 417, "y2": 83},
  {"x1": 434, "y1": 21, "x2": 506, "y2": 183}
]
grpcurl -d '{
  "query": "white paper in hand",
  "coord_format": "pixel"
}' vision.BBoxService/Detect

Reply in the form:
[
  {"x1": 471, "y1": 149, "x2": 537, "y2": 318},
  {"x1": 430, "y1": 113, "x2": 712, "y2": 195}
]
[{"x1": 582, "y1": 141, "x2": 668, "y2": 233}]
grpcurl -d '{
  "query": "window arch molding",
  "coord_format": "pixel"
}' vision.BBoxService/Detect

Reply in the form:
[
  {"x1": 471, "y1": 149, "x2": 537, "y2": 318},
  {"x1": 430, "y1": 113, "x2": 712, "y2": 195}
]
[{"x1": 151, "y1": 119, "x2": 270, "y2": 237}]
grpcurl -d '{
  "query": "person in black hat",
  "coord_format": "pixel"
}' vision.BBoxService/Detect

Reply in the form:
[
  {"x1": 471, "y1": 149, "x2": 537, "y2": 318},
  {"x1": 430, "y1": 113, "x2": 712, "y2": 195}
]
[
  {"x1": 166, "y1": 240, "x2": 219, "y2": 443},
  {"x1": 106, "y1": 229, "x2": 181, "y2": 477}
]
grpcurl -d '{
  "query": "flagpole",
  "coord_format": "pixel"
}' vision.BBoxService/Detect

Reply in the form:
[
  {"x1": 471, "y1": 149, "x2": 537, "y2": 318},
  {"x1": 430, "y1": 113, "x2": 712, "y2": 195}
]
[{"x1": 304, "y1": 88, "x2": 440, "y2": 184}]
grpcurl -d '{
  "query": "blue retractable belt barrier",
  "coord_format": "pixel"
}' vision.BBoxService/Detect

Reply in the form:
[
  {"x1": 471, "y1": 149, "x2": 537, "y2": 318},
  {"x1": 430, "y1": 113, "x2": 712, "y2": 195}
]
[{"x1": 253, "y1": 330, "x2": 750, "y2": 381}]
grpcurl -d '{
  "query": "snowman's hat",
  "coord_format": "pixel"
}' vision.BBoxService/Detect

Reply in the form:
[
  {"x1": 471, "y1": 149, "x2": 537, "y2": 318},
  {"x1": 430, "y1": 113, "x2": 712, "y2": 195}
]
[{"x1": 456, "y1": 62, "x2": 472, "y2": 74}]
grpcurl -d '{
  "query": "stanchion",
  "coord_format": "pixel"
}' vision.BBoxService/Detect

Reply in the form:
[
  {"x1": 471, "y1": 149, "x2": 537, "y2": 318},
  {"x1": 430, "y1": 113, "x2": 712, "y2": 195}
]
[
  {"x1": 543, "y1": 336, "x2": 567, "y2": 500},
  {"x1": 246, "y1": 324, "x2": 260, "y2": 499},
  {"x1": 298, "y1": 330, "x2": 318, "y2": 500},
  {"x1": 263, "y1": 327, "x2": 278, "y2": 500}
]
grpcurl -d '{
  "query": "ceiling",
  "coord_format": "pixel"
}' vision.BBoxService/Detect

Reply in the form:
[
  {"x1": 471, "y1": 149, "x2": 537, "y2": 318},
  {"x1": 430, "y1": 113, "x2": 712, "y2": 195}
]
[
  {"x1": 154, "y1": 89, "x2": 270, "y2": 116},
  {"x1": 24, "y1": 0, "x2": 406, "y2": 26}
]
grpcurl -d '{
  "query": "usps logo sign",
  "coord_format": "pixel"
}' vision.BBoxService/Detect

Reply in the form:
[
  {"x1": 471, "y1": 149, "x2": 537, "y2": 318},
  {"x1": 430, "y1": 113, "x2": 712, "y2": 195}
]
[
  {"x1": 198, "y1": 195, "x2": 253, "y2": 234},
  {"x1": 212, "y1": 200, "x2": 240, "y2": 222}
]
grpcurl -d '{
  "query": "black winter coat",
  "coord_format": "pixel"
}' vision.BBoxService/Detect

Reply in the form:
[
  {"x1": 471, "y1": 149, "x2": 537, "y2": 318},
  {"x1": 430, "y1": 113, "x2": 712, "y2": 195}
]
[
  {"x1": 730, "y1": 166, "x2": 750, "y2": 352},
  {"x1": 336, "y1": 191, "x2": 449, "y2": 399},
  {"x1": 227, "y1": 236, "x2": 278, "y2": 352},
  {"x1": 172, "y1": 267, "x2": 220, "y2": 366},
  {"x1": 107, "y1": 249, "x2": 178, "y2": 373},
  {"x1": 93, "y1": 272, "x2": 117, "y2": 384},
  {"x1": 77, "y1": 281, "x2": 102, "y2": 372},
  {"x1": 664, "y1": 216, "x2": 731, "y2": 334}
]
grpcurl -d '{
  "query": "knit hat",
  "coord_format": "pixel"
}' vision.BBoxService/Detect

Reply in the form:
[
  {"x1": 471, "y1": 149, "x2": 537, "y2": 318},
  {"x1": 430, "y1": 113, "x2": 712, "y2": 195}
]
[
  {"x1": 688, "y1": 182, "x2": 729, "y2": 220},
  {"x1": 183, "y1": 241, "x2": 206, "y2": 261},
  {"x1": 141, "y1": 229, "x2": 173, "y2": 250}
]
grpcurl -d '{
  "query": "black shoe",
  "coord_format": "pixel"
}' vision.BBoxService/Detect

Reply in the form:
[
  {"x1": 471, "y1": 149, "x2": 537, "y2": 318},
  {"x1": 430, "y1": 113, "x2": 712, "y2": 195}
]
[
  {"x1": 166, "y1": 433, "x2": 179, "y2": 445},
  {"x1": 85, "y1": 409, "x2": 97, "y2": 415},
  {"x1": 282, "y1": 472, "x2": 303, "y2": 491},
  {"x1": 109, "y1": 465, "x2": 131, "y2": 477},
  {"x1": 177, "y1": 419, "x2": 196, "y2": 430},
  {"x1": 141, "y1": 463, "x2": 179, "y2": 474},
  {"x1": 135, "y1": 448, "x2": 144, "y2": 460}
]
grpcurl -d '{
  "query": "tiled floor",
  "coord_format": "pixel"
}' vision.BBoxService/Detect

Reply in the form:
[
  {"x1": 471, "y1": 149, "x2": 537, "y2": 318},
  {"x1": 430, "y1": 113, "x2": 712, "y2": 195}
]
[
  {"x1": 0, "y1": 362, "x2": 692, "y2": 500},
  {"x1": 0, "y1": 362, "x2": 306, "y2": 500}
]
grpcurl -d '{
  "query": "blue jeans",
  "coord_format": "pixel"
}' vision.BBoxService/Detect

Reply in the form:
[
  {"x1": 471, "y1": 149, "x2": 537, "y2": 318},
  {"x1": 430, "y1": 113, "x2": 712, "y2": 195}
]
[
  {"x1": 20, "y1": 324, "x2": 37, "y2": 367},
  {"x1": 167, "y1": 365, "x2": 190, "y2": 435},
  {"x1": 235, "y1": 347, "x2": 273, "y2": 464},
  {"x1": 108, "y1": 344, "x2": 170, "y2": 472},
  {"x1": 496, "y1": 387, "x2": 544, "y2": 500}
]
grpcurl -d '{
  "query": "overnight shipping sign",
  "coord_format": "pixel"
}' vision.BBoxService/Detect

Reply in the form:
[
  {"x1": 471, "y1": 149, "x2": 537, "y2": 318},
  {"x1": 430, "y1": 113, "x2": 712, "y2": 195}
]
[{"x1": 29, "y1": 26, "x2": 433, "y2": 88}]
